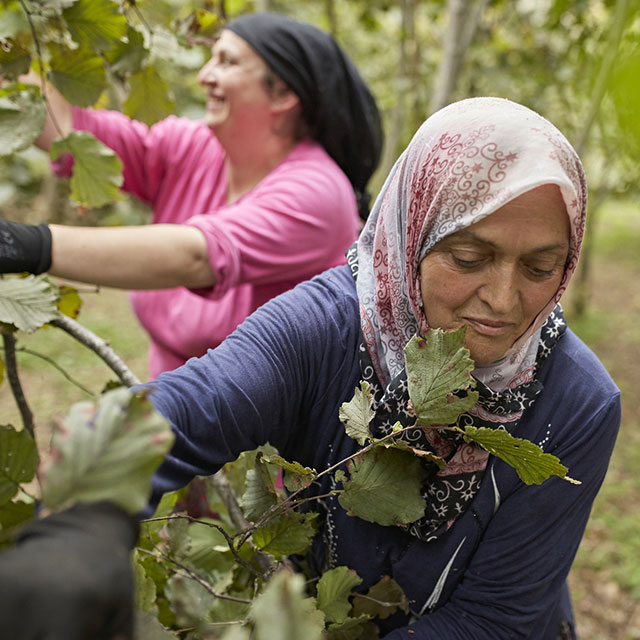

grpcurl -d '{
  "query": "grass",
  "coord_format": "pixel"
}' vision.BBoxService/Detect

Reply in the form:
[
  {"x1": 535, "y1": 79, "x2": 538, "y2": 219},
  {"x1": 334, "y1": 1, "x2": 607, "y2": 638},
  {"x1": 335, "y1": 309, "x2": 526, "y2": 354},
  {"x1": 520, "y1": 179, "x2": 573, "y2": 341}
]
[{"x1": 1, "y1": 199, "x2": 639, "y2": 638}]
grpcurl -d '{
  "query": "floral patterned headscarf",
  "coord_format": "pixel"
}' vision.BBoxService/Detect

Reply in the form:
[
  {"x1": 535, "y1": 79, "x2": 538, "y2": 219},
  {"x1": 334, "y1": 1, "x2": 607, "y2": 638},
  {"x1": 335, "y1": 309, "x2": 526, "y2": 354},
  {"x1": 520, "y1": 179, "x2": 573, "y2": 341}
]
[{"x1": 347, "y1": 97, "x2": 586, "y2": 541}]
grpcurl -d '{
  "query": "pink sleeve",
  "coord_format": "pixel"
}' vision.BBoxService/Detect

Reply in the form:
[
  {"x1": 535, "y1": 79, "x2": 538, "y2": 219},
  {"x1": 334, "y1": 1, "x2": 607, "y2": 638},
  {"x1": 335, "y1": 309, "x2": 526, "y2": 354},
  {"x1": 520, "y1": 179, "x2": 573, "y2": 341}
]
[
  {"x1": 51, "y1": 107, "x2": 186, "y2": 205},
  {"x1": 186, "y1": 146, "x2": 360, "y2": 299}
]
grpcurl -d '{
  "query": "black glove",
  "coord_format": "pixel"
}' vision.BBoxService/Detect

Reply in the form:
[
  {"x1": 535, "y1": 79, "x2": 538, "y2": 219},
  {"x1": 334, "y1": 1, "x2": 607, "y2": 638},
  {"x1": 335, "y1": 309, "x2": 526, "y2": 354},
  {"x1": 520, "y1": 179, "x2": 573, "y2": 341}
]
[
  {"x1": 0, "y1": 218, "x2": 52, "y2": 274},
  {"x1": 0, "y1": 501, "x2": 139, "y2": 640}
]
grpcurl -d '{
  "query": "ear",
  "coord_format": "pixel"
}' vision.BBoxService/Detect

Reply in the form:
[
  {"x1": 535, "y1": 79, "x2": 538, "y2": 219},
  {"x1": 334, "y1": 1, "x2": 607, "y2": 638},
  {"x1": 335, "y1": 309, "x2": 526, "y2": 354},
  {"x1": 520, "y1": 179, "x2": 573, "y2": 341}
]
[{"x1": 269, "y1": 84, "x2": 301, "y2": 116}]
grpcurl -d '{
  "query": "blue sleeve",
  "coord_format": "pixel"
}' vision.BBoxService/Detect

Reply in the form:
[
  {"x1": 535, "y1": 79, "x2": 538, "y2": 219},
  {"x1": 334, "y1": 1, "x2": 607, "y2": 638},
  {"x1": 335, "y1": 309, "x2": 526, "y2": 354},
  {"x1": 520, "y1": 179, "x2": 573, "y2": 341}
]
[
  {"x1": 138, "y1": 268, "x2": 360, "y2": 515},
  {"x1": 381, "y1": 389, "x2": 621, "y2": 640}
]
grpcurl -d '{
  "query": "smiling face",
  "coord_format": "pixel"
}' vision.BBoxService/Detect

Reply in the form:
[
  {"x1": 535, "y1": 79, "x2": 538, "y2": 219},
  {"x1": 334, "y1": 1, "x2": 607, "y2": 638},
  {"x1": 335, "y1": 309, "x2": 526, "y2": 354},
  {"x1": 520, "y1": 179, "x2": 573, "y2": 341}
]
[
  {"x1": 197, "y1": 30, "x2": 274, "y2": 134},
  {"x1": 418, "y1": 185, "x2": 570, "y2": 365}
]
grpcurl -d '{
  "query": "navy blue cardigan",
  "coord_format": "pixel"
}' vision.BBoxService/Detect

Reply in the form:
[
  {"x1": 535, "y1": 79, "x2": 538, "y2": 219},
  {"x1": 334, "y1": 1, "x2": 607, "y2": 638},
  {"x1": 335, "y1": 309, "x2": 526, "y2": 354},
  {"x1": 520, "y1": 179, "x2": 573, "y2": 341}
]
[{"x1": 145, "y1": 265, "x2": 620, "y2": 639}]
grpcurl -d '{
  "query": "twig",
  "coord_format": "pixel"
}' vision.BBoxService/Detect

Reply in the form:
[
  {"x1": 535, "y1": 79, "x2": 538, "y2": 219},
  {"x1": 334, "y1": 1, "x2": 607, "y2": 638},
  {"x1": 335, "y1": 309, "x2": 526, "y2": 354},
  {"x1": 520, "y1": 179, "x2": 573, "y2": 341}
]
[
  {"x1": 1, "y1": 332, "x2": 34, "y2": 437},
  {"x1": 50, "y1": 314, "x2": 140, "y2": 386},
  {"x1": 9, "y1": 346, "x2": 94, "y2": 396},
  {"x1": 136, "y1": 546, "x2": 252, "y2": 604}
]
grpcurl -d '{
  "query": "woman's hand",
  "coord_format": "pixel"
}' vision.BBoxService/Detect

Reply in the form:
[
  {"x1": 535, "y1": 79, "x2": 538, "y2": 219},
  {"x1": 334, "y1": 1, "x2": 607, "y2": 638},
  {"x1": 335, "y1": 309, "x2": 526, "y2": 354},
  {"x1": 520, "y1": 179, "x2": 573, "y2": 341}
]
[{"x1": 0, "y1": 502, "x2": 139, "y2": 640}]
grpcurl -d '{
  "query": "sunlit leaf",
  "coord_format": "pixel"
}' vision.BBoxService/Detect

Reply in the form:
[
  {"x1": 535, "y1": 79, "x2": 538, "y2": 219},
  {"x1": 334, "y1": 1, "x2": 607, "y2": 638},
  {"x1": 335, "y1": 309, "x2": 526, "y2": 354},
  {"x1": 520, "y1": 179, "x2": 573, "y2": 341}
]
[
  {"x1": 405, "y1": 329, "x2": 478, "y2": 426},
  {"x1": 249, "y1": 570, "x2": 325, "y2": 640},
  {"x1": 462, "y1": 426, "x2": 580, "y2": 485},
  {"x1": 123, "y1": 65, "x2": 175, "y2": 126},
  {"x1": 253, "y1": 511, "x2": 317, "y2": 557},
  {"x1": 133, "y1": 550, "x2": 157, "y2": 614},
  {"x1": 263, "y1": 454, "x2": 317, "y2": 492},
  {"x1": 57, "y1": 285, "x2": 82, "y2": 319},
  {"x1": 0, "y1": 424, "x2": 38, "y2": 506},
  {"x1": 338, "y1": 447, "x2": 426, "y2": 526},
  {"x1": 0, "y1": 39, "x2": 30, "y2": 80},
  {"x1": 0, "y1": 275, "x2": 59, "y2": 333},
  {"x1": 339, "y1": 381, "x2": 374, "y2": 445},
  {"x1": 48, "y1": 44, "x2": 107, "y2": 107},
  {"x1": 50, "y1": 131, "x2": 123, "y2": 208},
  {"x1": 0, "y1": 83, "x2": 46, "y2": 155},
  {"x1": 316, "y1": 566, "x2": 362, "y2": 624},
  {"x1": 105, "y1": 25, "x2": 147, "y2": 75},
  {"x1": 351, "y1": 575, "x2": 409, "y2": 620},
  {"x1": 134, "y1": 611, "x2": 179, "y2": 640},
  {"x1": 29, "y1": 0, "x2": 76, "y2": 10},
  {"x1": 39, "y1": 388, "x2": 175, "y2": 514},
  {"x1": 0, "y1": 5, "x2": 30, "y2": 39},
  {"x1": 62, "y1": 0, "x2": 127, "y2": 51},
  {"x1": 186, "y1": 518, "x2": 235, "y2": 574}
]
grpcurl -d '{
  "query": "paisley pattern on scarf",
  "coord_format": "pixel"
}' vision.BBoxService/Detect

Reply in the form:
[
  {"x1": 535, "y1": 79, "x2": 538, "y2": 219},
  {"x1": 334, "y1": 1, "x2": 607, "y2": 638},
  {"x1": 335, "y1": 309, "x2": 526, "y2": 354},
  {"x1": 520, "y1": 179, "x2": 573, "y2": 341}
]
[{"x1": 347, "y1": 97, "x2": 587, "y2": 543}]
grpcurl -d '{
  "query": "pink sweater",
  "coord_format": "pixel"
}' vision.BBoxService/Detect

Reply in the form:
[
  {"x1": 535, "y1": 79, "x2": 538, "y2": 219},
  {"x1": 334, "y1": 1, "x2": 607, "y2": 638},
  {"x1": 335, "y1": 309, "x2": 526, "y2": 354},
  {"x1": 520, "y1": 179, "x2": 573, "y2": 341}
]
[{"x1": 59, "y1": 108, "x2": 360, "y2": 377}]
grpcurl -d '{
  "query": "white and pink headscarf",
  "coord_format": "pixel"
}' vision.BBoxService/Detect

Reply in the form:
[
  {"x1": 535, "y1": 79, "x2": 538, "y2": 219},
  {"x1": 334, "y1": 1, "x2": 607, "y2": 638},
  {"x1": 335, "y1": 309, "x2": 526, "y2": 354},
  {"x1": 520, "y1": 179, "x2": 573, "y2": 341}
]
[{"x1": 355, "y1": 97, "x2": 586, "y2": 393}]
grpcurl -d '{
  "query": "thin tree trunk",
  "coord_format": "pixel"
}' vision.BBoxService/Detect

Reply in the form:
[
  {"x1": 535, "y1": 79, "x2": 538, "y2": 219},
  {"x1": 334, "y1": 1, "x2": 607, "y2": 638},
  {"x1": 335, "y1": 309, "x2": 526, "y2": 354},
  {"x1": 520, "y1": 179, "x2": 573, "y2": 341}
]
[{"x1": 324, "y1": 0, "x2": 338, "y2": 37}]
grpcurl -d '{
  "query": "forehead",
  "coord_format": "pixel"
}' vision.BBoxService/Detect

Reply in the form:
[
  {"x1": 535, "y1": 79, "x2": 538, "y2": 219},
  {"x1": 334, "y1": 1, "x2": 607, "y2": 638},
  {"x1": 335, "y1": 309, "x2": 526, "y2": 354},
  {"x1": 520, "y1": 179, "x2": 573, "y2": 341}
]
[{"x1": 213, "y1": 30, "x2": 264, "y2": 63}]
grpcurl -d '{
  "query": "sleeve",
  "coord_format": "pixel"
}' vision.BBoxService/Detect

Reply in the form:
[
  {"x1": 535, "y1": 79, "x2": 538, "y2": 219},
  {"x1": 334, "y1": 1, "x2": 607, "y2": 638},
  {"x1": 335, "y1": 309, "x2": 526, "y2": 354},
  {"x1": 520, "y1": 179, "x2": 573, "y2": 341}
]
[
  {"x1": 138, "y1": 272, "x2": 359, "y2": 515},
  {"x1": 51, "y1": 107, "x2": 184, "y2": 205},
  {"x1": 186, "y1": 154, "x2": 359, "y2": 298},
  {"x1": 382, "y1": 393, "x2": 621, "y2": 639}
]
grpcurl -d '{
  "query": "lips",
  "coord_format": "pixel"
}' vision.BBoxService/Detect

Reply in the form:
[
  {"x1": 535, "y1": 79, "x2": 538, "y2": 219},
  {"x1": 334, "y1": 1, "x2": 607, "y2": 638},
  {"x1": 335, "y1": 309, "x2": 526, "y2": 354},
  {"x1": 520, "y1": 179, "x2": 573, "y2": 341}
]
[{"x1": 463, "y1": 317, "x2": 515, "y2": 336}]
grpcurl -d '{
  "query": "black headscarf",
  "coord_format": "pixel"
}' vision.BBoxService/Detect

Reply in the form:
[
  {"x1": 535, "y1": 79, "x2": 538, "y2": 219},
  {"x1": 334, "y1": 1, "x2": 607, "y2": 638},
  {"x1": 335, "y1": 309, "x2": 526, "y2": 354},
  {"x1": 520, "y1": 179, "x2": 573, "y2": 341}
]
[{"x1": 226, "y1": 13, "x2": 383, "y2": 220}]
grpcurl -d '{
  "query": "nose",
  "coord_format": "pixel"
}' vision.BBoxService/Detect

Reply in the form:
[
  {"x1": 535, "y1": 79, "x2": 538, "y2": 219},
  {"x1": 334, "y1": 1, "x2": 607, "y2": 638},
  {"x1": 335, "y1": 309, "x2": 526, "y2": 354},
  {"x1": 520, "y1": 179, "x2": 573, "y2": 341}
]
[
  {"x1": 198, "y1": 58, "x2": 217, "y2": 86},
  {"x1": 477, "y1": 264, "x2": 520, "y2": 315}
]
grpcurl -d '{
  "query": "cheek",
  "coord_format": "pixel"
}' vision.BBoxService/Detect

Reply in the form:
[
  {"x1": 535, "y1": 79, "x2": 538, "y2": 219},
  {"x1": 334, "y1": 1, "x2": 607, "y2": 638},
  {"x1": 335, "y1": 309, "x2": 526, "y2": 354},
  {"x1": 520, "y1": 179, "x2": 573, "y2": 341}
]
[
  {"x1": 521, "y1": 276, "x2": 564, "y2": 324},
  {"x1": 419, "y1": 263, "x2": 476, "y2": 327}
]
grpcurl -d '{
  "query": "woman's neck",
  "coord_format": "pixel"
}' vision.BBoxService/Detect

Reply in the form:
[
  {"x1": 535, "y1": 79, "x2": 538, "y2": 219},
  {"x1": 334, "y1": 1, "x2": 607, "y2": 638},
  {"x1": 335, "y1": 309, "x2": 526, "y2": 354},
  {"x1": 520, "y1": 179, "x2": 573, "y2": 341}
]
[{"x1": 222, "y1": 130, "x2": 299, "y2": 204}]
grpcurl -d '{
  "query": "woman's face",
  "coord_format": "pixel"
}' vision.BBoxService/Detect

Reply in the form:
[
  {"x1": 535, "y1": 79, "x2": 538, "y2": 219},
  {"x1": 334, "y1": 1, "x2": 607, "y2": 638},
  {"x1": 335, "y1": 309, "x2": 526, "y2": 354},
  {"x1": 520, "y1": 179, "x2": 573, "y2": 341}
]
[
  {"x1": 418, "y1": 185, "x2": 570, "y2": 365},
  {"x1": 197, "y1": 30, "x2": 273, "y2": 134}
]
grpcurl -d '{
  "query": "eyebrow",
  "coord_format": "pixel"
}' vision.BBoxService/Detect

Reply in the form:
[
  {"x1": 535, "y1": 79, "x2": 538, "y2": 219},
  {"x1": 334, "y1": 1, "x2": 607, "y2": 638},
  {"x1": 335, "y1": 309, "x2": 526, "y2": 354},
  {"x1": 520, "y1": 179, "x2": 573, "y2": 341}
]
[{"x1": 448, "y1": 229, "x2": 569, "y2": 253}]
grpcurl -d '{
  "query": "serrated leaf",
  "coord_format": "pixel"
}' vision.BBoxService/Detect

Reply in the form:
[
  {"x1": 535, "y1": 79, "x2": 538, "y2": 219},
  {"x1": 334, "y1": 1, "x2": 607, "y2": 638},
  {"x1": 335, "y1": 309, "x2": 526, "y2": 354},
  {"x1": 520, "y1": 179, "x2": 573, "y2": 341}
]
[
  {"x1": 339, "y1": 381, "x2": 374, "y2": 445},
  {"x1": 263, "y1": 454, "x2": 317, "y2": 492},
  {"x1": 50, "y1": 131, "x2": 123, "y2": 207},
  {"x1": 57, "y1": 285, "x2": 82, "y2": 318},
  {"x1": 405, "y1": 329, "x2": 479, "y2": 426},
  {"x1": 62, "y1": 0, "x2": 127, "y2": 51},
  {"x1": 462, "y1": 426, "x2": 580, "y2": 485},
  {"x1": 316, "y1": 566, "x2": 362, "y2": 624},
  {"x1": 327, "y1": 615, "x2": 372, "y2": 640},
  {"x1": 186, "y1": 519, "x2": 235, "y2": 574},
  {"x1": 39, "y1": 388, "x2": 175, "y2": 514},
  {"x1": 166, "y1": 516, "x2": 191, "y2": 561},
  {"x1": 123, "y1": 65, "x2": 175, "y2": 126},
  {"x1": 253, "y1": 511, "x2": 317, "y2": 557},
  {"x1": 48, "y1": 44, "x2": 107, "y2": 107},
  {"x1": 0, "y1": 424, "x2": 38, "y2": 506},
  {"x1": 0, "y1": 276, "x2": 59, "y2": 332},
  {"x1": 0, "y1": 39, "x2": 31, "y2": 80},
  {"x1": 383, "y1": 438, "x2": 446, "y2": 470},
  {"x1": 0, "y1": 499, "x2": 35, "y2": 532},
  {"x1": 104, "y1": 25, "x2": 147, "y2": 75},
  {"x1": 338, "y1": 448, "x2": 426, "y2": 526},
  {"x1": 351, "y1": 575, "x2": 409, "y2": 620},
  {"x1": 133, "y1": 550, "x2": 157, "y2": 614},
  {"x1": 239, "y1": 454, "x2": 278, "y2": 522},
  {"x1": 0, "y1": 84, "x2": 46, "y2": 155},
  {"x1": 250, "y1": 570, "x2": 325, "y2": 640}
]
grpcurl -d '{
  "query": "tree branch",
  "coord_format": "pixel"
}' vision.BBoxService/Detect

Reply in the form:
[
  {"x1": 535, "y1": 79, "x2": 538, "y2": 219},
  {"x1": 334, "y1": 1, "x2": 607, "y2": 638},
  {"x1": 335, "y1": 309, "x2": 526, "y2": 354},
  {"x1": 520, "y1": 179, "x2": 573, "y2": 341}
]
[{"x1": 1, "y1": 331, "x2": 34, "y2": 437}]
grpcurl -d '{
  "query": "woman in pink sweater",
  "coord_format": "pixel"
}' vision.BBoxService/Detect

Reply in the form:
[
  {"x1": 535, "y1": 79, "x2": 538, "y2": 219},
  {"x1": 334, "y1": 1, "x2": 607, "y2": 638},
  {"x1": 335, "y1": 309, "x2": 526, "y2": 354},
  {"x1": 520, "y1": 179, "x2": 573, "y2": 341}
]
[{"x1": 0, "y1": 13, "x2": 382, "y2": 377}]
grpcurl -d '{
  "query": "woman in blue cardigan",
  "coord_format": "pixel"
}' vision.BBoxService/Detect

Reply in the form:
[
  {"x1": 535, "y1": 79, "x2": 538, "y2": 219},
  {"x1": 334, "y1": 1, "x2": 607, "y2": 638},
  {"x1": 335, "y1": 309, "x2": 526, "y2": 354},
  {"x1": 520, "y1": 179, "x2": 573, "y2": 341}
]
[{"x1": 0, "y1": 97, "x2": 620, "y2": 640}]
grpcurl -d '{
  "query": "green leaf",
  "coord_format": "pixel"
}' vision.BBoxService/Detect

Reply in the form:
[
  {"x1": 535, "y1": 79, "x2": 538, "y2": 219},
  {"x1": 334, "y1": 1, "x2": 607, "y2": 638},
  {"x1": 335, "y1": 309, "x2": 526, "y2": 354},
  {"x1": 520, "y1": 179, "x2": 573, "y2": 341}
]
[
  {"x1": 339, "y1": 381, "x2": 374, "y2": 445},
  {"x1": 0, "y1": 5, "x2": 30, "y2": 40},
  {"x1": 263, "y1": 454, "x2": 317, "y2": 492},
  {"x1": 123, "y1": 65, "x2": 175, "y2": 126},
  {"x1": 0, "y1": 39, "x2": 31, "y2": 80},
  {"x1": 462, "y1": 426, "x2": 580, "y2": 485},
  {"x1": 351, "y1": 575, "x2": 409, "y2": 620},
  {"x1": 133, "y1": 550, "x2": 157, "y2": 614},
  {"x1": 62, "y1": 0, "x2": 127, "y2": 51},
  {"x1": 0, "y1": 499, "x2": 35, "y2": 532},
  {"x1": 405, "y1": 329, "x2": 479, "y2": 426},
  {"x1": 39, "y1": 388, "x2": 175, "y2": 514},
  {"x1": 48, "y1": 44, "x2": 107, "y2": 107},
  {"x1": 0, "y1": 276, "x2": 59, "y2": 332},
  {"x1": 327, "y1": 615, "x2": 372, "y2": 640},
  {"x1": 0, "y1": 84, "x2": 46, "y2": 155},
  {"x1": 166, "y1": 516, "x2": 191, "y2": 561},
  {"x1": 57, "y1": 285, "x2": 82, "y2": 319},
  {"x1": 383, "y1": 437, "x2": 446, "y2": 470},
  {"x1": 186, "y1": 519, "x2": 235, "y2": 574},
  {"x1": 253, "y1": 511, "x2": 317, "y2": 557},
  {"x1": 338, "y1": 447, "x2": 426, "y2": 526},
  {"x1": 165, "y1": 572, "x2": 214, "y2": 630},
  {"x1": 0, "y1": 425, "x2": 38, "y2": 506},
  {"x1": 249, "y1": 570, "x2": 325, "y2": 640},
  {"x1": 29, "y1": 0, "x2": 76, "y2": 10},
  {"x1": 239, "y1": 455, "x2": 278, "y2": 522},
  {"x1": 0, "y1": 356, "x2": 5, "y2": 386},
  {"x1": 104, "y1": 25, "x2": 147, "y2": 75},
  {"x1": 134, "y1": 611, "x2": 179, "y2": 640},
  {"x1": 50, "y1": 131, "x2": 124, "y2": 208},
  {"x1": 316, "y1": 566, "x2": 362, "y2": 624}
]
